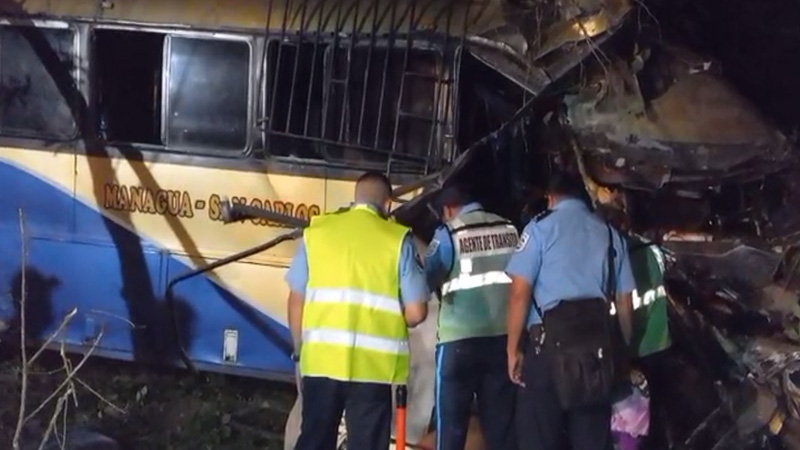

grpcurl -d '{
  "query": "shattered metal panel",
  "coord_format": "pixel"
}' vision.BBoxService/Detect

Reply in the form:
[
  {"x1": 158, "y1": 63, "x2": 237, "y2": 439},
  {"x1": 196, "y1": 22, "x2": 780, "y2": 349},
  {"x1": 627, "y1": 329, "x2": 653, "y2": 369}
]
[
  {"x1": 565, "y1": 44, "x2": 791, "y2": 179},
  {"x1": 664, "y1": 241, "x2": 782, "y2": 288}
]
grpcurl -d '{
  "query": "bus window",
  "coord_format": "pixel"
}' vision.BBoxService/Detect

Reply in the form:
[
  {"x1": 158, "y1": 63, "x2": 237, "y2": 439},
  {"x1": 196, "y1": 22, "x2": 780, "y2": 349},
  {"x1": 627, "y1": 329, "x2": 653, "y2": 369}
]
[
  {"x1": 262, "y1": 41, "x2": 441, "y2": 171},
  {"x1": 0, "y1": 26, "x2": 76, "y2": 140},
  {"x1": 264, "y1": 41, "x2": 328, "y2": 160},
  {"x1": 327, "y1": 47, "x2": 439, "y2": 165},
  {"x1": 94, "y1": 29, "x2": 165, "y2": 145},
  {"x1": 165, "y1": 37, "x2": 250, "y2": 151},
  {"x1": 94, "y1": 30, "x2": 250, "y2": 152}
]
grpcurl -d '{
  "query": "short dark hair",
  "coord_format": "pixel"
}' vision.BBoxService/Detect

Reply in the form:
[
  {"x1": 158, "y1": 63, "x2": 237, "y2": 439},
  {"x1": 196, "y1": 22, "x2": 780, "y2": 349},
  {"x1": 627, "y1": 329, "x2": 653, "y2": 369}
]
[
  {"x1": 438, "y1": 184, "x2": 471, "y2": 208},
  {"x1": 545, "y1": 171, "x2": 584, "y2": 198},
  {"x1": 356, "y1": 171, "x2": 392, "y2": 197}
]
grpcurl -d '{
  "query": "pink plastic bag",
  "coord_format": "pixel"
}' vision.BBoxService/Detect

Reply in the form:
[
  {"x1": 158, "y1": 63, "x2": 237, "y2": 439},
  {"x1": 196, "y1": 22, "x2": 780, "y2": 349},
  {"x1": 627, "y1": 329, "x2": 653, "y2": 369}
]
[{"x1": 611, "y1": 387, "x2": 650, "y2": 438}]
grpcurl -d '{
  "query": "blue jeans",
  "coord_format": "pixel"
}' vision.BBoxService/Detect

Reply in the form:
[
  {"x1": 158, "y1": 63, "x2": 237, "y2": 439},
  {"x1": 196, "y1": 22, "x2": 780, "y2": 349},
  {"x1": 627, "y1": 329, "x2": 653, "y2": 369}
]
[{"x1": 435, "y1": 335, "x2": 517, "y2": 450}]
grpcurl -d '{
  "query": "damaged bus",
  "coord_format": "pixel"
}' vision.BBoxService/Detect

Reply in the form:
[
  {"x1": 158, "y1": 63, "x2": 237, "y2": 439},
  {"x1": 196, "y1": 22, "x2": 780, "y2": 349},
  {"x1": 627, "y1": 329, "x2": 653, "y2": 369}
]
[
  {"x1": 0, "y1": 0, "x2": 630, "y2": 380},
  {"x1": 0, "y1": 0, "x2": 644, "y2": 379},
  {"x1": 5, "y1": 0, "x2": 800, "y2": 448}
]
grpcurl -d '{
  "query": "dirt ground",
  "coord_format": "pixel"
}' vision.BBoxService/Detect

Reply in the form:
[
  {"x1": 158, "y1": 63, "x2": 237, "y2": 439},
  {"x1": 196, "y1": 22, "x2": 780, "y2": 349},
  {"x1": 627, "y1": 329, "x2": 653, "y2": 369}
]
[{"x1": 0, "y1": 344, "x2": 297, "y2": 450}]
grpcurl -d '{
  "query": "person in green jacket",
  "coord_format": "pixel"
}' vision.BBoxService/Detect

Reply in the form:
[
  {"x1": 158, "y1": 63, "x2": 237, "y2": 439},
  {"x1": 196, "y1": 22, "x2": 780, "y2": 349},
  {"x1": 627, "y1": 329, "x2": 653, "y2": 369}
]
[
  {"x1": 600, "y1": 204, "x2": 672, "y2": 449},
  {"x1": 627, "y1": 235, "x2": 671, "y2": 359}
]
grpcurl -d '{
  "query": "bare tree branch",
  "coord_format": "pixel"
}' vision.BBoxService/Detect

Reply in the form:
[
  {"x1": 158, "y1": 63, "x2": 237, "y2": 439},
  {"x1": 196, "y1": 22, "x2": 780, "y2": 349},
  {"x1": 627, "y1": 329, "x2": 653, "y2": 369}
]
[
  {"x1": 75, "y1": 377, "x2": 127, "y2": 416},
  {"x1": 27, "y1": 308, "x2": 78, "y2": 367},
  {"x1": 37, "y1": 391, "x2": 68, "y2": 450},
  {"x1": 12, "y1": 208, "x2": 28, "y2": 450},
  {"x1": 24, "y1": 330, "x2": 105, "y2": 424}
]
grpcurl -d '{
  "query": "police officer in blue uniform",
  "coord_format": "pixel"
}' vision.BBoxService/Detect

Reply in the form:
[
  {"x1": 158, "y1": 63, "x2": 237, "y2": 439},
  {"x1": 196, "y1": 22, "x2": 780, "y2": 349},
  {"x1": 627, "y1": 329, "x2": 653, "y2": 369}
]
[
  {"x1": 426, "y1": 185, "x2": 519, "y2": 450},
  {"x1": 505, "y1": 173, "x2": 636, "y2": 450}
]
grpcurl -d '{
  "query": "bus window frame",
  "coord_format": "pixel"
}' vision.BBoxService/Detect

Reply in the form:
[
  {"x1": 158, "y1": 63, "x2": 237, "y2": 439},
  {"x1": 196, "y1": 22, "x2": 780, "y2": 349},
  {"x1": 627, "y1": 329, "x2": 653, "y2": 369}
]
[
  {"x1": 90, "y1": 24, "x2": 256, "y2": 158},
  {"x1": 0, "y1": 19, "x2": 81, "y2": 142},
  {"x1": 260, "y1": 35, "x2": 448, "y2": 174},
  {"x1": 162, "y1": 33, "x2": 255, "y2": 154}
]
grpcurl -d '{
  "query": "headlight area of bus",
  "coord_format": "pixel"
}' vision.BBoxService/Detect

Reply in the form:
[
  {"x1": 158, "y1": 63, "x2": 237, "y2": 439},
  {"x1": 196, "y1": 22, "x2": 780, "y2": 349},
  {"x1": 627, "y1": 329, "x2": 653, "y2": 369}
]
[{"x1": 102, "y1": 183, "x2": 321, "y2": 228}]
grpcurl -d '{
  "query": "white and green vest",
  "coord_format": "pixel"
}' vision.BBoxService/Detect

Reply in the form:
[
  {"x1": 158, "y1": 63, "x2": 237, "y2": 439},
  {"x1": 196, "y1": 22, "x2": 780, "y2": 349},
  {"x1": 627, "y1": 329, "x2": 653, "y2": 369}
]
[{"x1": 439, "y1": 209, "x2": 519, "y2": 343}]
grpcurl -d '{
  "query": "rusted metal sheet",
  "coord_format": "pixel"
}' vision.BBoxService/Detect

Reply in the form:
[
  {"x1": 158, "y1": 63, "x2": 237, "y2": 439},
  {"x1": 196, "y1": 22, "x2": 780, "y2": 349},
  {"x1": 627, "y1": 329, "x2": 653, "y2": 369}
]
[
  {"x1": 0, "y1": 0, "x2": 96, "y2": 21},
  {"x1": 527, "y1": 0, "x2": 632, "y2": 60},
  {"x1": 2, "y1": 0, "x2": 632, "y2": 67},
  {"x1": 1, "y1": 0, "x2": 507, "y2": 37}
]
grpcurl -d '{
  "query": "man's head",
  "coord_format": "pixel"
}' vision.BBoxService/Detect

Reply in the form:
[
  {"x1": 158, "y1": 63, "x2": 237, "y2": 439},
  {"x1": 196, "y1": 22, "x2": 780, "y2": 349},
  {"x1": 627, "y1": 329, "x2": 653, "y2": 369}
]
[
  {"x1": 544, "y1": 171, "x2": 584, "y2": 209},
  {"x1": 438, "y1": 184, "x2": 472, "y2": 222},
  {"x1": 355, "y1": 171, "x2": 393, "y2": 215}
]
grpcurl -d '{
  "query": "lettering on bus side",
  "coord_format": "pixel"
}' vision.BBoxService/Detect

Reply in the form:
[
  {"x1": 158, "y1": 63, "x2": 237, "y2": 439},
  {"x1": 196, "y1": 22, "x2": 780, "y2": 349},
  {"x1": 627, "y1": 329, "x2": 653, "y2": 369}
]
[
  {"x1": 103, "y1": 183, "x2": 195, "y2": 218},
  {"x1": 207, "y1": 194, "x2": 321, "y2": 227},
  {"x1": 102, "y1": 183, "x2": 321, "y2": 227}
]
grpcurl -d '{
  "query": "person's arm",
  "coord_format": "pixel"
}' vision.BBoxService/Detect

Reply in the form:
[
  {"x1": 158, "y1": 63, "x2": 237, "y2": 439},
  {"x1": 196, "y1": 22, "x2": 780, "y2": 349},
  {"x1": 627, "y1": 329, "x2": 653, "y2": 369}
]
[
  {"x1": 615, "y1": 291, "x2": 634, "y2": 345},
  {"x1": 507, "y1": 276, "x2": 531, "y2": 386},
  {"x1": 399, "y1": 234, "x2": 431, "y2": 327},
  {"x1": 423, "y1": 226, "x2": 454, "y2": 290},
  {"x1": 285, "y1": 239, "x2": 309, "y2": 355},
  {"x1": 614, "y1": 231, "x2": 636, "y2": 346},
  {"x1": 505, "y1": 224, "x2": 542, "y2": 386}
]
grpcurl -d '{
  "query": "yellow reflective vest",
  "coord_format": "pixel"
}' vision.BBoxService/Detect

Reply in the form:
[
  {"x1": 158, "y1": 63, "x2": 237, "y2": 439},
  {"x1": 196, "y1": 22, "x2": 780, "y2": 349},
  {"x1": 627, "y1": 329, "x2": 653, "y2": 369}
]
[{"x1": 300, "y1": 204, "x2": 410, "y2": 384}]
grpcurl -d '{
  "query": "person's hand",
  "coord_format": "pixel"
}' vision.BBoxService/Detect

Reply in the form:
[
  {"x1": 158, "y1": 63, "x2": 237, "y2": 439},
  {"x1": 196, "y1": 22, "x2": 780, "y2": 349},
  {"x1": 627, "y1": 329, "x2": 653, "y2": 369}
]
[
  {"x1": 508, "y1": 350, "x2": 526, "y2": 387},
  {"x1": 293, "y1": 364, "x2": 303, "y2": 392},
  {"x1": 291, "y1": 352, "x2": 302, "y2": 390}
]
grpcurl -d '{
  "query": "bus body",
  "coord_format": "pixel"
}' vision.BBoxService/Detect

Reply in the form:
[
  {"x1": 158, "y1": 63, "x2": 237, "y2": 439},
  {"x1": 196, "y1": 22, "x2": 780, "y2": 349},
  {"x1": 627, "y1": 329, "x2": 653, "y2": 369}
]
[
  {"x1": 0, "y1": 0, "x2": 501, "y2": 381},
  {"x1": 0, "y1": 0, "x2": 629, "y2": 381}
]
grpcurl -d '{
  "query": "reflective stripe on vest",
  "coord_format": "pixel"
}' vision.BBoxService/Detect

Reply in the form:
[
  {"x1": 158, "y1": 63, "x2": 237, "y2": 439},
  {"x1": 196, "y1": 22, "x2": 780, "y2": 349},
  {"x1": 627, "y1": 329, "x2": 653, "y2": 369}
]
[
  {"x1": 306, "y1": 287, "x2": 402, "y2": 315},
  {"x1": 441, "y1": 270, "x2": 512, "y2": 296},
  {"x1": 438, "y1": 210, "x2": 519, "y2": 343},
  {"x1": 301, "y1": 205, "x2": 410, "y2": 384},
  {"x1": 303, "y1": 329, "x2": 410, "y2": 355}
]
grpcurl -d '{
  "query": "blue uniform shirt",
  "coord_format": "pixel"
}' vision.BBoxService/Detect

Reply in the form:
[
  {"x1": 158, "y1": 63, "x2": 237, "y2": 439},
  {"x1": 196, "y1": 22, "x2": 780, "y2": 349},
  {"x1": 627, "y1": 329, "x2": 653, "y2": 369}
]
[
  {"x1": 505, "y1": 197, "x2": 636, "y2": 327},
  {"x1": 424, "y1": 201, "x2": 482, "y2": 288},
  {"x1": 285, "y1": 204, "x2": 430, "y2": 305}
]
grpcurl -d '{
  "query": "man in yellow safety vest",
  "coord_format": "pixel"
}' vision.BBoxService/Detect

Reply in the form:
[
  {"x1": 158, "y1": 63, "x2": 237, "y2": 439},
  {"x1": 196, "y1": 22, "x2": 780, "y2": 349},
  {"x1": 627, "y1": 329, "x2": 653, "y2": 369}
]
[{"x1": 285, "y1": 171, "x2": 431, "y2": 450}]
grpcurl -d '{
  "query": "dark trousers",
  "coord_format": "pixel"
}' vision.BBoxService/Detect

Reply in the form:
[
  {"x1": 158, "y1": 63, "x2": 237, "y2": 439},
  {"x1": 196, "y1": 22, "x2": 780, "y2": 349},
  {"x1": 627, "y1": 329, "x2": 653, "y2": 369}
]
[
  {"x1": 517, "y1": 348, "x2": 612, "y2": 450},
  {"x1": 294, "y1": 376, "x2": 392, "y2": 450},
  {"x1": 637, "y1": 348, "x2": 675, "y2": 449},
  {"x1": 435, "y1": 335, "x2": 517, "y2": 450}
]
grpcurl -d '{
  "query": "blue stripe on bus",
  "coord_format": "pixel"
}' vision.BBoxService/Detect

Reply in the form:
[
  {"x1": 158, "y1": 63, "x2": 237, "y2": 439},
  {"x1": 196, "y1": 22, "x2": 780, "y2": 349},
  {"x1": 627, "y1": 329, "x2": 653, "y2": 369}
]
[{"x1": 0, "y1": 159, "x2": 294, "y2": 380}]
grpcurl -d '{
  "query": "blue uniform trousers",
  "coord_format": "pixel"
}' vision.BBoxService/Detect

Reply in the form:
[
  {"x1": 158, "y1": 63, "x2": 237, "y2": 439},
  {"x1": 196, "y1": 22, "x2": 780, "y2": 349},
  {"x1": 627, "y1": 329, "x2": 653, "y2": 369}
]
[
  {"x1": 516, "y1": 339, "x2": 613, "y2": 450},
  {"x1": 295, "y1": 376, "x2": 392, "y2": 450},
  {"x1": 435, "y1": 335, "x2": 517, "y2": 450}
]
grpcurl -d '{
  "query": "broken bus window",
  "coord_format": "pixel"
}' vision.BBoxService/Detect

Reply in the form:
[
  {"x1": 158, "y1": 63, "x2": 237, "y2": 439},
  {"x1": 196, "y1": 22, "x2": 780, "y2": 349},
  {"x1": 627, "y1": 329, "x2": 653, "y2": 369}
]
[
  {"x1": 95, "y1": 29, "x2": 164, "y2": 145},
  {"x1": 94, "y1": 29, "x2": 250, "y2": 152}
]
